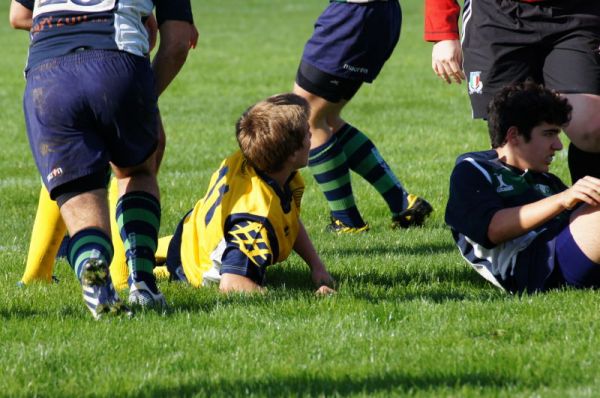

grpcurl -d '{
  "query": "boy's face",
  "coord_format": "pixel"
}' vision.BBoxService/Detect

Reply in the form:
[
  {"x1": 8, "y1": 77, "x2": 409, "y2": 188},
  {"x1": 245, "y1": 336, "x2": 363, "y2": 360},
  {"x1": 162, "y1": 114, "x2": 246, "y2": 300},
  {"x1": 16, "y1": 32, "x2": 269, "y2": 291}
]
[{"x1": 514, "y1": 122, "x2": 563, "y2": 172}]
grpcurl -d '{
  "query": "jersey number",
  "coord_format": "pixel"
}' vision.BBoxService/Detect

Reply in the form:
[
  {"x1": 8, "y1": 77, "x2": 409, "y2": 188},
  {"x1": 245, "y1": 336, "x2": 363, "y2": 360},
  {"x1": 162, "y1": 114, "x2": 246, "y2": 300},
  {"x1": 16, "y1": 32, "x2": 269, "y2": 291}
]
[
  {"x1": 204, "y1": 166, "x2": 230, "y2": 226},
  {"x1": 35, "y1": 0, "x2": 116, "y2": 17}
]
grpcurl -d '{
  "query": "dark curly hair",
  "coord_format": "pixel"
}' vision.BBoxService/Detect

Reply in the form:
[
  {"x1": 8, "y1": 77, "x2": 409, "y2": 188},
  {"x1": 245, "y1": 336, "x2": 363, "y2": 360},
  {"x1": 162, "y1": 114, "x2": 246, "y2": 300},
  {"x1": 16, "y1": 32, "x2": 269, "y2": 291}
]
[{"x1": 487, "y1": 81, "x2": 572, "y2": 148}]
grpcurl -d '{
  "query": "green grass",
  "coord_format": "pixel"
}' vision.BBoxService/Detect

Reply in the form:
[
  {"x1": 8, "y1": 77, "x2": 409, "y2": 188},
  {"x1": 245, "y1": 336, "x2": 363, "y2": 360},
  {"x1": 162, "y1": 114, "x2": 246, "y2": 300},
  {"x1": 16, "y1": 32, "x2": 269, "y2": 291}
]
[{"x1": 0, "y1": 1, "x2": 596, "y2": 397}]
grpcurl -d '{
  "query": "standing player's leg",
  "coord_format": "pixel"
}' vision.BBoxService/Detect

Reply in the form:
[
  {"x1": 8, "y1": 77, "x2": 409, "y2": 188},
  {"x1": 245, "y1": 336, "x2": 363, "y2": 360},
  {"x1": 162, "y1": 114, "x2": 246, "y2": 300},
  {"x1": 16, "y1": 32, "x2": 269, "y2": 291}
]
[
  {"x1": 295, "y1": 77, "x2": 432, "y2": 231},
  {"x1": 103, "y1": 51, "x2": 164, "y2": 308},
  {"x1": 112, "y1": 153, "x2": 165, "y2": 308},
  {"x1": 21, "y1": 174, "x2": 131, "y2": 289},
  {"x1": 50, "y1": 177, "x2": 124, "y2": 320},
  {"x1": 23, "y1": 52, "x2": 129, "y2": 319},
  {"x1": 58, "y1": 187, "x2": 126, "y2": 319},
  {"x1": 560, "y1": 94, "x2": 600, "y2": 182},
  {"x1": 109, "y1": 115, "x2": 170, "y2": 291},
  {"x1": 326, "y1": 110, "x2": 433, "y2": 229},
  {"x1": 22, "y1": 172, "x2": 132, "y2": 290},
  {"x1": 295, "y1": 0, "x2": 430, "y2": 231},
  {"x1": 294, "y1": 83, "x2": 368, "y2": 231}
]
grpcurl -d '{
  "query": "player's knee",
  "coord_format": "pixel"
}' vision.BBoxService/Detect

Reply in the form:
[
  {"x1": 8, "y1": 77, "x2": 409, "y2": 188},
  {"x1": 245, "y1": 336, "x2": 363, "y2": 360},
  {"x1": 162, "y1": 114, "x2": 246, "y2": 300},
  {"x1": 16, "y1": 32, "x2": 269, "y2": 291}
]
[
  {"x1": 567, "y1": 121, "x2": 600, "y2": 152},
  {"x1": 565, "y1": 96, "x2": 600, "y2": 152}
]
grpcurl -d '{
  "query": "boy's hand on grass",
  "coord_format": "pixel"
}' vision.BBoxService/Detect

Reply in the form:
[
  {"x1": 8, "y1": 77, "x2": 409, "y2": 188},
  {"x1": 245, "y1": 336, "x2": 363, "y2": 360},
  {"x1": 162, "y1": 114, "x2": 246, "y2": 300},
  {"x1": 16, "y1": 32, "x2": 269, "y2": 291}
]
[
  {"x1": 311, "y1": 268, "x2": 336, "y2": 295},
  {"x1": 315, "y1": 285, "x2": 336, "y2": 295}
]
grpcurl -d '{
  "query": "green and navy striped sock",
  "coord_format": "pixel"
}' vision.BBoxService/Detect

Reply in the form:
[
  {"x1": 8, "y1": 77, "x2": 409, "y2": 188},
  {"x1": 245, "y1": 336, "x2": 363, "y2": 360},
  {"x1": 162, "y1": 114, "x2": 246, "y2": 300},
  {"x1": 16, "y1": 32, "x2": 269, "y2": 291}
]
[
  {"x1": 308, "y1": 135, "x2": 366, "y2": 227},
  {"x1": 66, "y1": 228, "x2": 113, "y2": 281},
  {"x1": 116, "y1": 191, "x2": 161, "y2": 292},
  {"x1": 337, "y1": 124, "x2": 408, "y2": 215}
]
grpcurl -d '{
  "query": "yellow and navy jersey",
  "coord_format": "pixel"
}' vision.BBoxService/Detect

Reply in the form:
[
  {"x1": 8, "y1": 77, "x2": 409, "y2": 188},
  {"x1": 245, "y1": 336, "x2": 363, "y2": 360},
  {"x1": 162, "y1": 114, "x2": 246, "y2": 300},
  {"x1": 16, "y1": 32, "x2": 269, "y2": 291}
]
[{"x1": 179, "y1": 150, "x2": 304, "y2": 287}]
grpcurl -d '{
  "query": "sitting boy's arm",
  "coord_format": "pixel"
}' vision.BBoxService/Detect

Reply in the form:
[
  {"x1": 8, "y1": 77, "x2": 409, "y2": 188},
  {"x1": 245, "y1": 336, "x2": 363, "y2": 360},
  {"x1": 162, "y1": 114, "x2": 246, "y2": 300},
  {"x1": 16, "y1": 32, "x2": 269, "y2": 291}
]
[
  {"x1": 218, "y1": 219, "x2": 270, "y2": 294},
  {"x1": 488, "y1": 176, "x2": 600, "y2": 244},
  {"x1": 293, "y1": 221, "x2": 335, "y2": 294}
]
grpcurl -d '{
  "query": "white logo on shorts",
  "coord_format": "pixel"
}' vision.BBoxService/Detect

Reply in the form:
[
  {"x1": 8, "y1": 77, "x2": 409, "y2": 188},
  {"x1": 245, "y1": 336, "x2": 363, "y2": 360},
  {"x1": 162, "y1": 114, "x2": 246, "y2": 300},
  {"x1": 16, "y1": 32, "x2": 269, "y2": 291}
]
[
  {"x1": 47, "y1": 167, "x2": 63, "y2": 182},
  {"x1": 343, "y1": 64, "x2": 369, "y2": 75},
  {"x1": 468, "y1": 71, "x2": 483, "y2": 94}
]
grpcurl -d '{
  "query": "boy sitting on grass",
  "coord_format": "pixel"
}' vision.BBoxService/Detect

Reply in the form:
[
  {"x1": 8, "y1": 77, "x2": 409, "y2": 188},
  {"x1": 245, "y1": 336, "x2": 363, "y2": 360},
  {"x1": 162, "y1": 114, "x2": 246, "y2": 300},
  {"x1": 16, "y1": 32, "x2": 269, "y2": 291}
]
[
  {"x1": 158, "y1": 93, "x2": 335, "y2": 294},
  {"x1": 446, "y1": 82, "x2": 600, "y2": 293}
]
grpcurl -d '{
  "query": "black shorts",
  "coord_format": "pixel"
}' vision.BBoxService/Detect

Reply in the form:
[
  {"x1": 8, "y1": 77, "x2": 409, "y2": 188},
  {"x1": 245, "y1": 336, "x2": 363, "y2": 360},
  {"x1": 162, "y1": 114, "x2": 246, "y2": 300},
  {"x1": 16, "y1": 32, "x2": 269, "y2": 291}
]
[
  {"x1": 462, "y1": 0, "x2": 600, "y2": 118},
  {"x1": 296, "y1": 61, "x2": 362, "y2": 103}
]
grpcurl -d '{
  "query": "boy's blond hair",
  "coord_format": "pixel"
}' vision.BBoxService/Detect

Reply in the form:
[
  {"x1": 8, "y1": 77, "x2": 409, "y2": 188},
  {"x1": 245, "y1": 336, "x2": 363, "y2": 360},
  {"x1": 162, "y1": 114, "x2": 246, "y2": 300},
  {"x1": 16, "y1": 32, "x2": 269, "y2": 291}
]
[{"x1": 236, "y1": 93, "x2": 310, "y2": 173}]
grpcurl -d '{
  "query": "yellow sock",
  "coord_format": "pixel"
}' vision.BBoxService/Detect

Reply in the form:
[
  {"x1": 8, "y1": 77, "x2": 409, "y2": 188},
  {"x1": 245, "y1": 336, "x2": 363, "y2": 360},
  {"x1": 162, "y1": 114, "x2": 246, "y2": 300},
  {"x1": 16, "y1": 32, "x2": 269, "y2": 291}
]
[
  {"x1": 108, "y1": 177, "x2": 129, "y2": 291},
  {"x1": 21, "y1": 185, "x2": 66, "y2": 284},
  {"x1": 153, "y1": 236, "x2": 173, "y2": 280},
  {"x1": 155, "y1": 235, "x2": 171, "y2": 264}
]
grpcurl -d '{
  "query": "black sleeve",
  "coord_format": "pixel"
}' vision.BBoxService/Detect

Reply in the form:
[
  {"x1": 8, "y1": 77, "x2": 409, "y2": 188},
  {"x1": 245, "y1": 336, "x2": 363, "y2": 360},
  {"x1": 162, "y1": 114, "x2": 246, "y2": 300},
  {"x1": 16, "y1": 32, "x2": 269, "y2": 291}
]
[
  {"x1": 15, "y1": 0, "x2": 34, "y2": 11},
  {"x1": 445, "y1": 161, "x2": 504, "y2": 248},
  {"x1": 550, "y1": 173, "x2": 568, "y2": 193},
  {"x1": 155, "y1": 0, "x2": 194, "y2": 26}
]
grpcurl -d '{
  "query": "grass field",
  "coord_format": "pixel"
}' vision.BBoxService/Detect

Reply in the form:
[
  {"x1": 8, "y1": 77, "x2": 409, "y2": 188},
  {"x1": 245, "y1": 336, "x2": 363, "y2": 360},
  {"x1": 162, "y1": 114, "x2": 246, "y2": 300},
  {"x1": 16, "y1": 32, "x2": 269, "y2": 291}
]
[{"x1": 2, "y1": 1, "x2": 600, "y2": 397}]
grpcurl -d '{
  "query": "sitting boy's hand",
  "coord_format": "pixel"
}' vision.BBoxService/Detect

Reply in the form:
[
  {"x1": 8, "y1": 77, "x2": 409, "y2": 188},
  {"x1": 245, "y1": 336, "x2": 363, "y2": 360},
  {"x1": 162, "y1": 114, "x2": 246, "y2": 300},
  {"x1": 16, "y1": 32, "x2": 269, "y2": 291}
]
[
  {"x1": 311, "y1": 268, "x2": 336, "y2": 294},
  {"x1": 315, "y1": 284, "x2": 336, "y2": 295},
  {"x1": 560, "y1": 176, "x2": 600, "y2": 209}
]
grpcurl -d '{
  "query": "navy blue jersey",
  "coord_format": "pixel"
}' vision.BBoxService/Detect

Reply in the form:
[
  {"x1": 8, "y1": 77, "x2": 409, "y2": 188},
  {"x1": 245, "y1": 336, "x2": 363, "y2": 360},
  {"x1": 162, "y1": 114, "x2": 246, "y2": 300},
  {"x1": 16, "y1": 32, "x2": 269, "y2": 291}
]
[
  {"x1": 445, "y1": 150, "x2": 570, "y2": 292},
  {"x1": 18, "y1": 0, "x2": 193, "y2": 71}
]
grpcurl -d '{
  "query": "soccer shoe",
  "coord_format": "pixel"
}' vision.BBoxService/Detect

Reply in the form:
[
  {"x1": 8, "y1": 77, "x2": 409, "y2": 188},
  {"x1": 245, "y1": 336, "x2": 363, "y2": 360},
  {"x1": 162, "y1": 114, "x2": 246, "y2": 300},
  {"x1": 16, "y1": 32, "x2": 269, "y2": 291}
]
[
  {"x1": 391, "y1": 194, "x2": 433, "y2": 229},
  {"x1": 326, "y1": 216, "x2": 370, "y2": 234},
  {"x1": 128, "y1": 280, "x2": 167, "y2": 309},
  {"x1": 81, "y1": 258, "x2": 131, "y2": 320}
]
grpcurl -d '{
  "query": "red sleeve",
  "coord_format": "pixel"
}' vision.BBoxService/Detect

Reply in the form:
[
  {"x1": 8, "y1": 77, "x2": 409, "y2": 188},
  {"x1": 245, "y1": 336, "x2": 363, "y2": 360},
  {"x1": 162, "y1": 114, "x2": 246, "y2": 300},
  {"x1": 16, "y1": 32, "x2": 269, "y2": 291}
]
[{"x1": 424, "y1": 0, "x2": 461, "y2": 42}]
